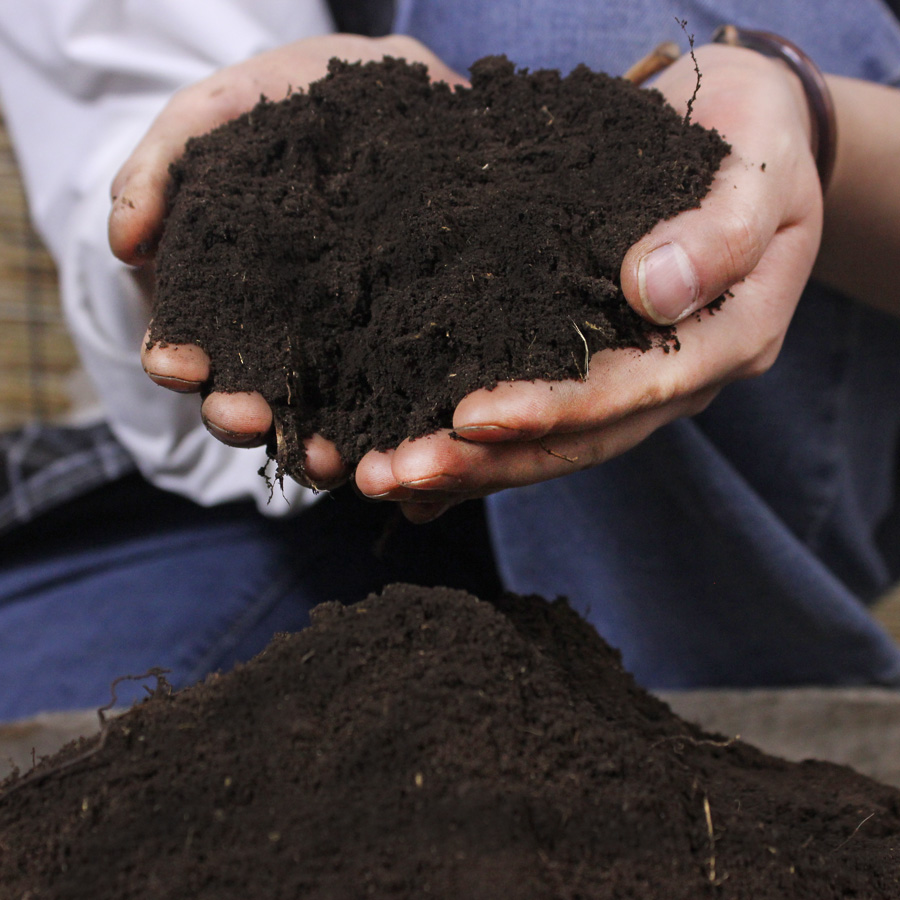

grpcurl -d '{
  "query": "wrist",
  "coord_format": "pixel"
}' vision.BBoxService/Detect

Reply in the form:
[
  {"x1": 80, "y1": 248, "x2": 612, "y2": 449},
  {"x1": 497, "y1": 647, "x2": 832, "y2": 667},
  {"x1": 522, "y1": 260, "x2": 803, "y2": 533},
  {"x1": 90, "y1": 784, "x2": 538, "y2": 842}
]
[{"x1": 711, "y1": 26, "x2": 836, "y2": 192}]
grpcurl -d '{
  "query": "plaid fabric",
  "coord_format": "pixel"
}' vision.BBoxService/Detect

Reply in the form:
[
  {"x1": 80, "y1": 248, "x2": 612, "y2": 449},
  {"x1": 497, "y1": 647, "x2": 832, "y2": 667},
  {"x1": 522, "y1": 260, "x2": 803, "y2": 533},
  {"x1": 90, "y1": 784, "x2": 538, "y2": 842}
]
[{"x1": 0, "y1": 422, "x2": 135, "y2": 536}]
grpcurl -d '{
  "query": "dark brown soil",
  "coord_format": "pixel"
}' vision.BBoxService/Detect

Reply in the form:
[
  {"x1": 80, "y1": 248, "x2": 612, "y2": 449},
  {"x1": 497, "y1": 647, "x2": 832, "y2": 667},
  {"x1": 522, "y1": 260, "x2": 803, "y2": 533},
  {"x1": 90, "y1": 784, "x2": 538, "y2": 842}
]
[
  {"x1": 150, "y1": 55, "x2": 729, "y2": 477},
  {"x1": 1, "y1": 584, "x2": 898, "y2": 898}
]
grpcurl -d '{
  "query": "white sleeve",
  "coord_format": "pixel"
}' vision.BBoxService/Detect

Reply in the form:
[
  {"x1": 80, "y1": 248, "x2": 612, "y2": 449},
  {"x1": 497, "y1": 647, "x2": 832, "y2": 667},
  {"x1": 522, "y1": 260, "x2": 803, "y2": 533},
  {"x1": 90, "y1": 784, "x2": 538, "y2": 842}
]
[{"x1": 0, "y1": 0, "x2": 335, "y2": 516}]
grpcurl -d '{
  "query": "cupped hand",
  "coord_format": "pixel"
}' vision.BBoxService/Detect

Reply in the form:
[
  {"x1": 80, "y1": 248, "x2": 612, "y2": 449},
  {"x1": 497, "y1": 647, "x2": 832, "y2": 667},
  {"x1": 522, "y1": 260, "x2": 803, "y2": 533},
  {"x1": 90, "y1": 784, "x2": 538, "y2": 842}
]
[
  {"x1": 114, "y1": 34, "x2": 466, "y2": 489},
  {"x1": 353, "y1": 42, "x2": 825, "y2": 521}
]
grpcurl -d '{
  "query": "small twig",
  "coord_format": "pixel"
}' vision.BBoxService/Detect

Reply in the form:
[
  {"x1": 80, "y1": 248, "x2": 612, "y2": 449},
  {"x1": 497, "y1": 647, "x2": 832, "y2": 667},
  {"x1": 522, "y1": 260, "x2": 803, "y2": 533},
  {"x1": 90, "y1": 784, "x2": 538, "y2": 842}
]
[
  {"x1": 97, "y1": 667, "x2": 172, "y2": 726},
  {"x1": 622, "y1": 41, "x2": 681, "y2": 85},
  {"x1": 538, "y1": 438, "x2": 578, "y2": 464},
  {"x1": 832, "y1": 812, "x2": 875, "y2": 853},
  {"x1": 0, "y1": 668, "x2": 171, "y2": 803},
  {"x1": 677, "y1": 19, "x2": 702, "y2": 124},
  {"x1": 650, "y1": 733, "x2": 740, "y2": 752},
  {"x1": 703, "y1": 794, "x2": 717, "y2": 883}
]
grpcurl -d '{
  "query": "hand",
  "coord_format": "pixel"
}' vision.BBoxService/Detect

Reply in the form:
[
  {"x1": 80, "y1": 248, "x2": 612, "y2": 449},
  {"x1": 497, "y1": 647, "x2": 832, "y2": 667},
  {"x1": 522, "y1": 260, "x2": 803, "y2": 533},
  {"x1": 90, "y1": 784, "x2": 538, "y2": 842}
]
[
  {"x1": 353, "y1": 43, "x2": 825, "y2": 522},
  {"x1": 111, "y1": 34, "x2": 466, "y2": 489}
]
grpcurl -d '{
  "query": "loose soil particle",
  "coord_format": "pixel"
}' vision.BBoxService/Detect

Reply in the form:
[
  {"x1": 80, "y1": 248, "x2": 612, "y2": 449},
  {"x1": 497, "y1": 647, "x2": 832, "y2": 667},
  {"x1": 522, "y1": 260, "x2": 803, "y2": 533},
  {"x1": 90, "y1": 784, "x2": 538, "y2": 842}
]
[
  {"x1": 150, "y1": 55, "x2": 729, "y2": 477},
  {"x1": 1, "y1": 584, "x2": 898, "y2": 898}
]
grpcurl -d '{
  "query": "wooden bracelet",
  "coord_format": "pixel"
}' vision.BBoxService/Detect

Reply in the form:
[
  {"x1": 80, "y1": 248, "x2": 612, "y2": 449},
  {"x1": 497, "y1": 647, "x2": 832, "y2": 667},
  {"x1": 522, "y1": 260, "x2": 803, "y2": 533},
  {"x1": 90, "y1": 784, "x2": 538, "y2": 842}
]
[{"x1": 712, "y1": 24, "x2": 837, "y2": 192}]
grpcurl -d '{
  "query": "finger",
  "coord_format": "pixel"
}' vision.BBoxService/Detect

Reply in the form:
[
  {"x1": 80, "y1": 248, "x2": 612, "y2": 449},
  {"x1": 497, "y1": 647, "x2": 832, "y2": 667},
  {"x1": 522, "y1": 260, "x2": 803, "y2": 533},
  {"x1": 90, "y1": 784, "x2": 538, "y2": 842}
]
[
  {"x1": 108, "y1": 51, "x2": 302, "y2": 265},
  {"x1": 452, "y1": 224, "x2": 813, "y2": 447},
  {"x1": 299, "y1": 433, "x2": 351, "y2": 491},
  {"x1": 621, "y1": 153, "x2": 811, "y2": 326},
  {"x1": 201, "y1": 391, "x2": 272, "y2": 447},
  {"x1": 355, "y1": 447, "x2": 472, "y2": 504},
  {"x1": 452, "y1": 352, "x2": 642, "y2": 443},
  {"x1": 109, "y1": 87, "x2": 258, "y2": 265},
  {"x1": 452, "y1": 335, "x2": 710, "y2": 445},
  {"x1": 109, "y1": 36, "x2": 467, "y2": 266},
  {"x1": 141, "y1": 329, "x2": 210, "y2": 392},
  {"x1": 621, "y1": 46, "x2": 821, "y2": 325},
  {"x1": 390, "y1": 387, "x2": 715, "y2": 495},
  {"x1": 354, "y1": 449, "x2": 418, "y2": 501}
]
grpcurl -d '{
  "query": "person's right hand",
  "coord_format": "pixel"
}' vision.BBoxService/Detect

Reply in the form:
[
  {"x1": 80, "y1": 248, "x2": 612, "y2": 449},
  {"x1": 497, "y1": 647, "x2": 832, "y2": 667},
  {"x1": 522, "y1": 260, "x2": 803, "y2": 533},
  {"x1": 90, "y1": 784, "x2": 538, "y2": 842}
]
[
  {"x1": 352, "y1": 42, "x2": 825, "y2": 521},
  {"x1": 110, "y1": 34, "x2": 466, "y2": 491}
]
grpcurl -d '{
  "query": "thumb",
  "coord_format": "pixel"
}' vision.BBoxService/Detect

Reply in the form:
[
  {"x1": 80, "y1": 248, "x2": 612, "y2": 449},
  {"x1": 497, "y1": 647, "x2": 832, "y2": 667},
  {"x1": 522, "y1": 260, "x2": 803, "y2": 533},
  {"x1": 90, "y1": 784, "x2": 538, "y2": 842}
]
[{"x1": 620, "y1": 173, "x2": 777, "y2": 326}]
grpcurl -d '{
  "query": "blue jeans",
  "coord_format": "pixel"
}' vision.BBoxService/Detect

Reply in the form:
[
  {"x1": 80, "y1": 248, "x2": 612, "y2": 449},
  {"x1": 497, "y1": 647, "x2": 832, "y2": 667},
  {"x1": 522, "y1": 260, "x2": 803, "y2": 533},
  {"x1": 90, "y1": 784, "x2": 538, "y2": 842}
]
[
  {"x1": 396, "y1": 0, "x2": 900, "y2": 687},
  {"x1": 486, "y1": 288, "x2": 900, "y2": 688},
  {"x1": 6, "y1": 0, "x2": 900, "y2": 717},
  {"x1": 0, "y1": 475, "x2": 499, "y2": 719}
]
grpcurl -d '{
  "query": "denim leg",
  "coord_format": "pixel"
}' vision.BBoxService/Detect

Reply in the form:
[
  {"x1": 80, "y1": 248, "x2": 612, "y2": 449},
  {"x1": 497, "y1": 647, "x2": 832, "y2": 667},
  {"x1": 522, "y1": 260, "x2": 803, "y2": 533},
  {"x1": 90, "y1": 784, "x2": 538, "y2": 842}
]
[
  {"x1": 0, "y1": 475, "x2": 500, "y2": 719},
  {"x1": 487, "y1": 289, "x2": 900, "y2": 689}
]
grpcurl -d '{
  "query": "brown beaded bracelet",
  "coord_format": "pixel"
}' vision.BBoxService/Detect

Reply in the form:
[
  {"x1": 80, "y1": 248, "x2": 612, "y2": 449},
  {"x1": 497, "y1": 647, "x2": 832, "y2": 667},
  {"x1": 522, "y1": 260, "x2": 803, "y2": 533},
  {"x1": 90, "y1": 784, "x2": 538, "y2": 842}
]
[{"x1": 712, "y1": 24, "x2": 837, "y2": 192}]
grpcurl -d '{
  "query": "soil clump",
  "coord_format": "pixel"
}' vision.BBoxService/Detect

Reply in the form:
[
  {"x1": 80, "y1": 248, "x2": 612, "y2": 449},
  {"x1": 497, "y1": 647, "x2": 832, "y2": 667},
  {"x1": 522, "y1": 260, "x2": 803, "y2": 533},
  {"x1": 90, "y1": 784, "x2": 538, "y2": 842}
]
[
  {"x1": 1, "y1": 584, "x2": 899, "y2": 899},
  {"x1": 151, "y1": 55, "x2": 729, "y2": 477}
]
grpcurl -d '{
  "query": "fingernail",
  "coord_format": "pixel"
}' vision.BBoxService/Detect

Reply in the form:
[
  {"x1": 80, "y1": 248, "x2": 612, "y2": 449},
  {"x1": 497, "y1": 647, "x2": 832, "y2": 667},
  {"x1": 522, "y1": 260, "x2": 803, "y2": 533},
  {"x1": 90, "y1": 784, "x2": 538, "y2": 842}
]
[
  {"x1": 399, "y1": 474, "x2": 463, "y2": 491},
  {"x1": 454, "y1": 424, "x2": 526, "y2": 442},
  {"x1": 202, "y1": 418, "x2": 265, "y2": 447},
  {"x1": 145, "y1": 371, "x2": 204, "y2": 393},
  {"x1": 359, "y1": 488, "x2": 416, "y2": 502},
  {"x1": 637, "y1": 242, "x2": 699, "y2": 324}
]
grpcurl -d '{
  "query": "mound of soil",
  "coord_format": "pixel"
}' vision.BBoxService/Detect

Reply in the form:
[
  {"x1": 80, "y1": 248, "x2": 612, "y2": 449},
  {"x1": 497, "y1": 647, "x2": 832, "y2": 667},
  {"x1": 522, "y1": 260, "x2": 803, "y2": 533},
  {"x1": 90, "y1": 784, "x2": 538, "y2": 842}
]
[
  {"x1": 1, "y1": 585, "x2": 898, "y2": 899},
  {"x1": 151, "y1": 55, "x2": 729, "y2": 477}
]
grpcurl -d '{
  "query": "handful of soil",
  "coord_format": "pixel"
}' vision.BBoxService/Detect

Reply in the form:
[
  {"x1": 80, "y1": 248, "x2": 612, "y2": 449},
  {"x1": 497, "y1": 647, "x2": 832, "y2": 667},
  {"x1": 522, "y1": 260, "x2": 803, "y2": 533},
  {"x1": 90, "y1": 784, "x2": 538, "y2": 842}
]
[
  {"x1": 151, "y1": 55, "x2": 729, "y2": 477},
  {"x1": 1, "y1": 584, "x2": 898, "y2": 898}
]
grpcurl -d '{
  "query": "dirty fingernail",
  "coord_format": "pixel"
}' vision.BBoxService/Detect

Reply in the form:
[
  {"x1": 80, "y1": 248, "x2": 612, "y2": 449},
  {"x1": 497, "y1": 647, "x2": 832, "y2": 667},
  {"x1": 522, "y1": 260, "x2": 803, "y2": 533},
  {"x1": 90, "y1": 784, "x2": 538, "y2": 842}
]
[
  {"x1": 145, "y1": 371, "x2": 204, "y2": 393},
  {"x1": 454, "y1": 424, "x2": 526, "y2": 442},
  {"x1": 637, "y1": 242, "x2": 699, "y2": 324},
  {"x1": 203, "y1": 419, "x2": 265, "y2": 447}
]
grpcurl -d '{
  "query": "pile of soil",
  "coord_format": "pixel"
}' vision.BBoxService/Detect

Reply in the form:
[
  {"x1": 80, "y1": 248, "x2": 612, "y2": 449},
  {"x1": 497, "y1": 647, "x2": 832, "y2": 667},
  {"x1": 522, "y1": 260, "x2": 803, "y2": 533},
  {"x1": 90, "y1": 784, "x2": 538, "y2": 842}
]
[
  {"x1": 151, "y1": 55, "x2": 729, "y2": 476},
  {"x1": 1, "y1": 584, "x2": 898, "y2": 898}
]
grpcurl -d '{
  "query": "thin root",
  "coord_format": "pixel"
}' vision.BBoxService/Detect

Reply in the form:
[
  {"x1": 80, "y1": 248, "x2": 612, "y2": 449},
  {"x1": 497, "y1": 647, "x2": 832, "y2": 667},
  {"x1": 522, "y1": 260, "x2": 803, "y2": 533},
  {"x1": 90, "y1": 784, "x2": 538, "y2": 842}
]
[
  {"x1": 833, "y1": 812, "x2": 875, "y2": 853},
  {"x1": 539, "y1": 438, "x2": 578, "y2": 464},
  {"x1": 703, "y1": 794, "x2": 716, "y2": 883},
  {"x1": 649, "y1": 733, "x2": 740, "y2": 752},
  {"x1": 0, "y1": 668, "x2": 172, "y2": 802}
]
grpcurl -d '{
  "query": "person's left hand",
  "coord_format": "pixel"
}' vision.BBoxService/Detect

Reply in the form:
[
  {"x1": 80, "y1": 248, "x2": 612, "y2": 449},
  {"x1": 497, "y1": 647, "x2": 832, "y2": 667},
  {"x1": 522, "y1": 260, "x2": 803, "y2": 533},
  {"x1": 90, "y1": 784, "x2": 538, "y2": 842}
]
[
  {"x1": 353, "y1": 43, "x2": 825, "y2": 522},
  {"x1": 110, "y1": 34, "x2": 467, "y2": 492}
]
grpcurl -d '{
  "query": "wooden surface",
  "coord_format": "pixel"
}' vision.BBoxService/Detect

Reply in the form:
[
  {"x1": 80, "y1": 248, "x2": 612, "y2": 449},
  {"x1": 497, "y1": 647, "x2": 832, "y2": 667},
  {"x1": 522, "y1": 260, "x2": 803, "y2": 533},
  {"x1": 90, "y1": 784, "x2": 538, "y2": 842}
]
[{"x1": 0, "y1": 110, "x2": 79, "y2": 430}]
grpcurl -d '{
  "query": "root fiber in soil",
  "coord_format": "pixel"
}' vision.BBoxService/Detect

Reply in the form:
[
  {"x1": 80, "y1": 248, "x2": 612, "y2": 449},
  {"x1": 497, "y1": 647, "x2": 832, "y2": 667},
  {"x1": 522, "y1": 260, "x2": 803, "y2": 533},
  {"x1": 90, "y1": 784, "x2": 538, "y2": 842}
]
[
  {"x1": 1, "y1": 585, "x2": 898, "y2": 898},
  {"x1": 150, "y1": 55, "x2": 729, "y2": 477}
]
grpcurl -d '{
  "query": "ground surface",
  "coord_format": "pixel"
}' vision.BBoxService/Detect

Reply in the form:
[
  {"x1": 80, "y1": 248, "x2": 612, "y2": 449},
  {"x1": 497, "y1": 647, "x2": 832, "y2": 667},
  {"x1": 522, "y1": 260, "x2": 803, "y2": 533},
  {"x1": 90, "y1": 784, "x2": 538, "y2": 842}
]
[
  {"x1": 1, "y1": 585, "x2": 899, "y2": 899},
  {"x1": 151, "y1": 55, "x2": 729, "y2": 476}
]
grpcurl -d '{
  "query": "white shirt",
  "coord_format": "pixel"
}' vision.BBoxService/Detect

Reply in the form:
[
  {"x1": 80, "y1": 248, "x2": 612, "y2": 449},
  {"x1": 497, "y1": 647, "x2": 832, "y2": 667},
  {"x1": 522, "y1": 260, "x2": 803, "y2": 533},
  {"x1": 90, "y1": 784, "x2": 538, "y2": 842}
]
[{"x1": 0, "y1": 0, "x2": 334, "y2": 515}]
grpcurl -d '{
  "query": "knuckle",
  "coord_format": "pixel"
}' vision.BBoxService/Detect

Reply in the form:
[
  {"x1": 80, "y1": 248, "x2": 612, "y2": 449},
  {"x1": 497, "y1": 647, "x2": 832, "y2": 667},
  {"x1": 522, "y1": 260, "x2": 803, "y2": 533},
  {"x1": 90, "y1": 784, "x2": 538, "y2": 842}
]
[
  {"x1": 632, "y1": 371, "x2": 680, "y2": 414},
  {"x1": 715, "y1": 205, "x2": 763, "y2": 285}
]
